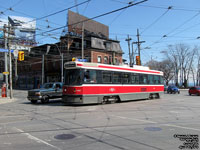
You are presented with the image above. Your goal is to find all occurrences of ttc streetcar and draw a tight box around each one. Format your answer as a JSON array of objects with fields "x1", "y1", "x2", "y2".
[{"x1": 62, "y1": 61, "x2": 164, "y2": 104}]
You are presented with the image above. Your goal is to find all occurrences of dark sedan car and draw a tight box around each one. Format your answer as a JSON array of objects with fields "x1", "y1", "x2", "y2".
[
  {"x1": 188, "y1": 86, "x2": 200, "y2": 96},
  {"x1": 167, "y1": 85, "x2": 180, "y2": 94}
]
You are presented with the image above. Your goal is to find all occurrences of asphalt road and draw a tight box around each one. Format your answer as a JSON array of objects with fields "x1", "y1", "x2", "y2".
[{"x1": 0, "y1": 90, "x2": 199, "y2": 150}]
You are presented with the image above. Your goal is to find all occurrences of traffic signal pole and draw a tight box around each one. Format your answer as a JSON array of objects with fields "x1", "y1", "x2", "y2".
[
  {"x1": 8, "y1": 23, "x2": 13, "y2": 99},
  {"x1": 133, "y1": 29, "x2": 145, "y2": 65},
  {"x1": 3, "y1": 24, "x2": 8, "y2": 97}
]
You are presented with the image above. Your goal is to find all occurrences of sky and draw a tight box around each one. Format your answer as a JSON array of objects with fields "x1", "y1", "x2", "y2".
[{"x1": 1, "y1": 0, "x2": 200, "y2": 64}]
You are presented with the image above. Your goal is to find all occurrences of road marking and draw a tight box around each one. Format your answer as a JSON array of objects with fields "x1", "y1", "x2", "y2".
[
  {"x1": 169, "y1": 111, "x2": 179, "y2": 114},
  {"x1": 163, "y1": 124, "x2": 200, "y2": 132},
  {"x1": 14, "y1": 127, "x2": 61, "y2": 150},
  {"x1": 111, "y1": 115, "x2": 200, "y2": 131},
  {"x1": 87, "y1": 106, "x2": 97, "y2": 111},
  {"x1": 111, "y1": 115, "x2": 157, "y2": 124}
]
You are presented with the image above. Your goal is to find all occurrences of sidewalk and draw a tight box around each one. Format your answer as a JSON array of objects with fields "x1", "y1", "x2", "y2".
[{"x1": 0, "y1": 97, "x2": 16, "y2": 104}]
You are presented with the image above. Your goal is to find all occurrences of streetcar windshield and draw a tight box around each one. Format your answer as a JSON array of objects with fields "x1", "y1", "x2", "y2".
[{"x1": 64, "y1": 69, "x2": 82, "y2": 85}]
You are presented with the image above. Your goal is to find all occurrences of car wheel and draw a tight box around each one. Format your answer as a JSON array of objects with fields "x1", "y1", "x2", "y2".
[
  {"x1": 41, "y1": 95, "x2": 49, "y2": 104},
  {"x1": 189, "y1": 93, "x2": 191, "y2": 96},
  {"x1": 178, "y1": 91, "x2": 180, "y2": 94},
  {"x1": 31, "y1": 100, "x2": 37, "y2": 104}
]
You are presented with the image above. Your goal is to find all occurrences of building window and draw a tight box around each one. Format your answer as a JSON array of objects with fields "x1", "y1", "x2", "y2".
[
  {"x1": 115, "y1": 58, "x2": 119, "y2": 65},
  {"x1": 109, "y1": 56, "x2": 112, "y2": 64},
  {"x1": 104, "y1": 56, "x2": 108, "y2": 64},
  {"x1": 97, "y1": 56, "x2": 102, "y2": 63}
]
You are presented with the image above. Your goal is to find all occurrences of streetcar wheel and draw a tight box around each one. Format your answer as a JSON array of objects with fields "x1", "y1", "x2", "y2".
[
  {"x1": 149, "y1": 94, "x2": 153, "y2": 99},
  {"x1": 41, "y1": 96, "x2": 49, "y2": 104},
  {"x1": 101, "y1": 97, "x2": 107, "y2": 104}
]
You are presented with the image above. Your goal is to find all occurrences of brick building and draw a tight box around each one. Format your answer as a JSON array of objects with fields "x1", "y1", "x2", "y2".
[{"x1": 16, "y1": 11, "x2": 124, "y2": 89}]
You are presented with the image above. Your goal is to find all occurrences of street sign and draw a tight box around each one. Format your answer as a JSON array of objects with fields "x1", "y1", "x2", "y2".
[
  {"x1": 0, "y1": 48, "x2": 14, "y2": 53},
  {"x1": 3, "y1": 72, "x2": 9, "y2": 75}
]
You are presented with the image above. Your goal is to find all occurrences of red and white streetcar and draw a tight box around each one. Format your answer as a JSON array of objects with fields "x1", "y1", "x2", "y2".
[{"x1": 62, "y1": 61, "x2": 164, "y2": 104}]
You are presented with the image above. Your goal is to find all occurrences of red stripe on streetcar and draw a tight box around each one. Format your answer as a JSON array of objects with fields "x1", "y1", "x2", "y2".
[
  {"x1": 98, "y1": 65, "x2": 161, "y2": 74},
  {"x1": 77, "y1": 63, "x2": 83, "y2": 66},
  {"x1": 63, "y1": 85, "x2": 164, "y2": 95},
  {"x1": 77, "y1": 63, "x2": 161, "y2": 74}
]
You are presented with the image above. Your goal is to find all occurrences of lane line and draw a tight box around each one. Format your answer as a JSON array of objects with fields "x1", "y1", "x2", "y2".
[
  {"x1": 14, "y1": 127, "x2": 61, "y2": 150},
  {"x1": 111, "y1": 115, "x2": 200, "y2": 131},
  {"x1": 111, "y1": 115, "x2": 157, "y2": 123},
  {"x1": 163, "y1": 124, "x2": 200, "y2": 132}
]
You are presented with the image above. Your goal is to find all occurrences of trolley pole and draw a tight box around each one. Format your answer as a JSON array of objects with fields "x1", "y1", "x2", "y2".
[{"x1": 3, "y1": 24, "x2": 9, "y2": 97}]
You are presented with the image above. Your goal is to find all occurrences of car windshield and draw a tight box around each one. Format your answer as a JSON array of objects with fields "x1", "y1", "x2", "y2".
[
  {"x1": 42, "y1": 83, "x2": 54, "y2": 89},
  {"x1": 170, "y1": 86, "x2": 177, "y2": 88}
]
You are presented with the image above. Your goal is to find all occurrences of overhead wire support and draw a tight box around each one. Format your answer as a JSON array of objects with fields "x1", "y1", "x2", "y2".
[{"x1": 40, "y1": 0, "x2": 148, "y2": 35}]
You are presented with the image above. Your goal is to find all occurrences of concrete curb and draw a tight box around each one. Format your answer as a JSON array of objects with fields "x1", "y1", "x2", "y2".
[{"x1": 0, "y1": 97, "x2": 16, "y2": 104}]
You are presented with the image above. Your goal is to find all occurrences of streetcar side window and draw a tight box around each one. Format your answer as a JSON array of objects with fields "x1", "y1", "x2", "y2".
[
  {"x1": 130, "y1": 73, "x2": 139, "y2": 84},
  {"x1": 102, "y1": 71, "x2": 112, "y2": 83},
  {"x1": 148, "y1": 75, "x2": 154, "y2": 84},
  {"x1": 122, "y1": 73, "x2": 130, "y2": 84},
  {"x1": 84, "y1": 69, "x2": 97, "y2": 83},
  {"x1": 160, "y1": 76, "x2": 164, "y2": 84},
  {"x1": 113, "y1": 72, "x2": 121, "y2": 84},
  {"x1": 139, "y1": 74, "x2": 148, "y2": 84},
  {"x1": 154, "y1": 75, "x2": 160, "y2": 84}
]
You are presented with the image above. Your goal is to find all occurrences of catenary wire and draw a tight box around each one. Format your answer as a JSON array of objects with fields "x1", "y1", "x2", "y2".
[
  {"x1": 140, "y1": 6, "x2": 172, "y2": 35},
  {"x1": 39, "y1": 0, "x2": 148, "y2": 36}
]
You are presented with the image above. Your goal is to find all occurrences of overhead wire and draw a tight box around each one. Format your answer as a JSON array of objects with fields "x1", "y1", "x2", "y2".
[
  {"x1": 146, "y1": 11, "x2": 200, "y2": 48},
  {"x1": 27, "y1": 0, "x2": 91, "y2": 23},
  {"x1": 39, "y1": 0, "x2": 148, "y2": 36},
  {"x1": 140, "y1": 6, "x2": 172, "y2": 35},
  {"x1": 0, "y1": 0, "x2": 25, "y2": 15}
]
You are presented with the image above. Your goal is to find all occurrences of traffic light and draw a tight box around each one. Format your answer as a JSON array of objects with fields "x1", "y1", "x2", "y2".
[
  {"x1": 18, "y1": 51, "x2": 24, "y2": 61},
  {"x1": 72, "y1": 57, "x2": 76, "y2": 61},
  {"x1": 136, "y1": 56, "x2": 141, "y2": 65}
]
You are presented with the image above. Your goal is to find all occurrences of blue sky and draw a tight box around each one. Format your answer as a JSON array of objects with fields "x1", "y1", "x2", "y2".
[{"x1": 1, "y1": 0, "x2": 200, "y2": 64}]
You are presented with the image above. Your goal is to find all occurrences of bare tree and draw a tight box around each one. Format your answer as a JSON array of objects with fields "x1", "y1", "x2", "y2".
[
  {"x1": 145, "y1": 59, "x2": 174, "y2": 85},
  {"x1": 163, "y1": 44, "x2": 197, "y2": 88}
]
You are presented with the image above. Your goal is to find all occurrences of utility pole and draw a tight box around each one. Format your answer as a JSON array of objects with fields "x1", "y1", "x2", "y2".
[
  {"x1": 3, "y1": 24, "x2": 8, "y2": 97},
  {"x1": 81, "y1": 22, "x2": 84, "y2": 60},
  {"x1": 61, "y1": 53, "x2": 63, "y2": 83},
  {"x1": 42, "y1": 54, "x2": 44, "y2": 85},
  {"x1": 133, "y1": 29, "x2": 145, "y2": 65},
  {"x1": 125, "y1": 35, "x2": 132, "y2": 67},
  {"x1": 131, "y1": 42, "x2": 134, "y2": 65},
  {"x1": 8, "y1": 22, "x2": 13, "y2": 99}
]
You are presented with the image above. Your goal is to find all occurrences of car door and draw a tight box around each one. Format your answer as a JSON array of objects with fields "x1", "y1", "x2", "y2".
[
  {"x1": 190, "y1": 87, "x2": 195, "y2": 94},
  {"x1": 55, "y1": 83, "x2": 63, "y2": 97}
]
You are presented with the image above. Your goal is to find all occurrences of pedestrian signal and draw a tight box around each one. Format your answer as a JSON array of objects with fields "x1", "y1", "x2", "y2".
[{"x1": 18, "y1": 51, "x2": 24, "y2": 61}]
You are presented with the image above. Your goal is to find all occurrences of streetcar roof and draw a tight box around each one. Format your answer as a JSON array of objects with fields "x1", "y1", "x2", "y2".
[{"x1": 64, "y1": 61, "x2": 163, "y2": 75}]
